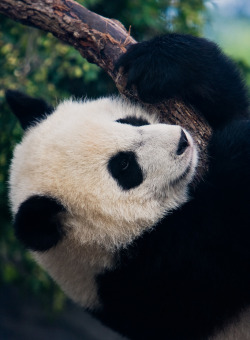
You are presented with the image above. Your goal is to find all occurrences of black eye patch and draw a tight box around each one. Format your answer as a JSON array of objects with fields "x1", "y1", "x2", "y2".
[
  {"x1": 108, "y1": 151, "x2": 143, "y2": 190},
  {"x1": 116, "y1": 116, "x2": 150, "y2": 127}
]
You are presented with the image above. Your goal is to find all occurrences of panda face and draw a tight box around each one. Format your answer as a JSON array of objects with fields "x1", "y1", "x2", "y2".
[
  {"x1": 9, "y1": 96, "x2": 197, "y2": 308},
  {"x1": 10, "y1": 97, "x2": 197, "y2": 249}
]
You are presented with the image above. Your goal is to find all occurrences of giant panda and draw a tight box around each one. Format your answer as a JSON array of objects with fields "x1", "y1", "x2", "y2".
[{"x1": 6, "y1": 34, "x2": 250, "y2": 340}]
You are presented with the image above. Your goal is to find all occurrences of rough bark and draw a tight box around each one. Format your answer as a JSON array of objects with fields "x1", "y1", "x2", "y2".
[{"x1": 0, "y1": 0, "x2": 212, "y2": 182}]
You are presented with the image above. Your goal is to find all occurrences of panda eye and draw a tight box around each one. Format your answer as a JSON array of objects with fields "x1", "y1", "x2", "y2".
[
  {"x1": 116, "y1": 116, "x2": 150, "y2": 127},
  {"x1": 120, "y1": 158, "x2": 129, "y2": 171},
  {"x1": 108, "y1": 151, "x2": 143, "y2": 190}
]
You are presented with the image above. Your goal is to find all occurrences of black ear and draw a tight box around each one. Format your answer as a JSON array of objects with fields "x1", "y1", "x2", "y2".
[
  {"x1": 6, "y1": 90, "x2": 53, "y2": 130},
  {"x1": 14, "y1": 196, "x2": 66, "y2": 251}
]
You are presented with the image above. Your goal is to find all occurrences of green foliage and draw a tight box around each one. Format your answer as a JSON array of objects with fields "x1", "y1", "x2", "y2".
[
  {"x1": 204, "y1": 13, "x2": 250, "y2": 89},
  {"x1": 87, "y1": 0, "x2": 206, "y2": 39},
  {"x1": 237, "y1": 60, "x2": 250, "y2": 93},
  {"x1": 0, "y1": 0, "x2": 209, "y2": 311}
]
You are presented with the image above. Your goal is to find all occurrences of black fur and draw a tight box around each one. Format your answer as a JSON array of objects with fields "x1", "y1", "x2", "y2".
[
  {"x1": 108, "y1": 151, "x2": 143, "y2": 190},
  {"x1": 116, "y1": 116, "x2": 150, "y2": 126},
  {"x1": 9, "y1": 34, "x2": 250, "y2": 340},
  {"x1": 96, "y1": 121, "x2": 250, "y2": 340},
  {"x1": 14, "y1": 195, "x2": 66, "y2": 251},
  {"x1": 116, "y1": 33, "x2": 249, "y2": 128},
  {"x1": 92, "y1": 35, "x2": 250, "y2": 340},
  {"x1": 6, "y1": 90, "x2": 53, "y2": 130}
]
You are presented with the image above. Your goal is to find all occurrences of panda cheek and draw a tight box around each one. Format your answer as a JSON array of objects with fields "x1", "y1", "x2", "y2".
[{"x1": 14, "y1": 195, "x2": 66, "y2": 252}]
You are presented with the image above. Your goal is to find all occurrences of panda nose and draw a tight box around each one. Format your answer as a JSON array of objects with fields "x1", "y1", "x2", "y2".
[{"x1": 176, "y1": 129, "x2": 189, "y2": 155}]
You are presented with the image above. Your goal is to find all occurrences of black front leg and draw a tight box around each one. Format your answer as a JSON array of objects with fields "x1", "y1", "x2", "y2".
[{"x1": 116, "y1": 34, "x2": 249, "y2": 128}]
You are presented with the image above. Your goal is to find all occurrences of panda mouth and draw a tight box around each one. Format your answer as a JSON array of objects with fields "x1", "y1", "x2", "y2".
[{"x1": 170, "y1": 163, "x2": 192, "y2": 187}]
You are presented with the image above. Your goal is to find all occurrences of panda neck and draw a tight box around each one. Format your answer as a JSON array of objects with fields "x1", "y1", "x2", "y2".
[{"x1": 33, "y1": 238, "x2": 114, "y2": 310}]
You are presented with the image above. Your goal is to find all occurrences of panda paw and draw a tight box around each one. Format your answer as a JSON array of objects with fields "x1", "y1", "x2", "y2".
[
  {"x1": 116, "y1": 34, "x2": 249, "y2": 128},
  {"x1": 116, "y1": 35, "x2": 192, "y2": 104}
]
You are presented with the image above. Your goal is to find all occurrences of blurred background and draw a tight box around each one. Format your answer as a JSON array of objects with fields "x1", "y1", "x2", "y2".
[{"x1": 0, "y1": 0, "x2": 250, "y2": 339}]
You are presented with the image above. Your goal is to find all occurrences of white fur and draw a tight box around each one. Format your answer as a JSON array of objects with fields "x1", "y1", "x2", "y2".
[
  {"x1": 210, "y1": 307, "x2": 250, "y2": 340},
  {"x1": 9, "y1": 96, "x2": 197, "y2": 308}
]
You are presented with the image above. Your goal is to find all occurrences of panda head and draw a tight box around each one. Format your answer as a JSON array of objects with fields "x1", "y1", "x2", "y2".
[{"x1": 7, "y1": 90, "x2": 197, "y2": 307}]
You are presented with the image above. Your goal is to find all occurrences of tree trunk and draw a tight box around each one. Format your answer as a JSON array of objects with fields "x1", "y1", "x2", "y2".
[{"x1": 0, "y1": 0, "x2": 212, "y2": 182}]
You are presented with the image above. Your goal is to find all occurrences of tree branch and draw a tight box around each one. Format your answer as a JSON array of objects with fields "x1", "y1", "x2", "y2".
[{"x1": 0, "y1": 0, "x2": 212, "y2": 182}]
